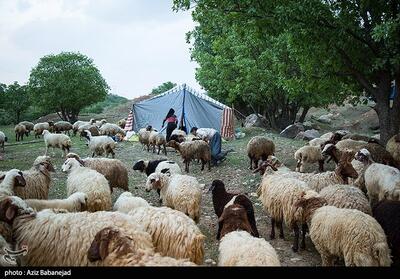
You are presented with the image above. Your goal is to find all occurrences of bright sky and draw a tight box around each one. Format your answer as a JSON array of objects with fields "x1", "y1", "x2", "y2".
[{"x1": 0, "y1": 0, "x2": 201, "y2": 99}]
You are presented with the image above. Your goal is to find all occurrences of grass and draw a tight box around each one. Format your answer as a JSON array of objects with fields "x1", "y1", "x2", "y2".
[{"x1": 0, "y1": 124, "x2": 329, "y2": 266}]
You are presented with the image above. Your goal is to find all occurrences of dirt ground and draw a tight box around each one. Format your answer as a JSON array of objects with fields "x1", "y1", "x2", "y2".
[{"x1": 0, "y1": 126, "x2": 339, "y2": 266}]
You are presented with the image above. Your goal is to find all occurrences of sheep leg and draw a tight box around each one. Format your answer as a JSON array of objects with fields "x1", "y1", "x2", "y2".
[
  {"x1": 152, "y1": 144, "x2": 156, "y2": 153},
  {"x1": 216, "y1": 222, "x2": 222, "y2": 240},
  {"x1": 301, "y1": 223, "x2": 308, "y2": 249},
  {"x1": 295, "y1": 160, "x2": 302, "y2": 172},
  {"x1": 163, "y1": 145, "x2": 167, "y2": 156},
  {"x1": 201, "y1": 159, "x2": 205, "y2": 171},
  {"x1": 44, "y1": 146, "x2": 48, "y2": 156},
  {"x1": 292, "y1": 223, "x2": 300, "y2": 252},
  {"x1": 248, "y1": 157, "x2": 253, "y2": 170},
  {"x1": 278, "y1": 221, "x2": 284, "y2": 239},
  {"x1": 270, "y1": 218, "x2": 276, "y2": 239},
  {"x1": 208, "y1": 159, "x2": 211, "y2": 171},
  {"x1": 318, "y1": 160, "x2": 324, "y2": 172},
  {"x1": 320, "y1": 252, "x2": 335, "y2": 266}
]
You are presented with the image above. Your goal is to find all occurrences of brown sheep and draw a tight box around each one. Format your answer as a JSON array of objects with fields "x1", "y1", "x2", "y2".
[
  {"x1": 246, "y1": 136, "x2": 275, "y2": 169},
  {"x1": 14, "y1": 124, "x2": 26, "y2": 142}
]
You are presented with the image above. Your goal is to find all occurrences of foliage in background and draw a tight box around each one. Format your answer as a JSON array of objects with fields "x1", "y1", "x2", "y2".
[
  {"x1": 28, "y1": 52, "x2": 109, "y2": 123},
  {"x1": 174, "y1": 0, "x2": 400, "y2": 143},
  {"x1": 81, "y1": 93, "x2": 128, "y2": 114},
  {"x1": 151, "y1": 81, "x2": 177, "y2": 95}
]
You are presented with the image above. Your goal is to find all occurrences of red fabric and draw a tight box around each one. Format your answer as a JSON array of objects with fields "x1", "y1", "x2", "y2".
[
  {"x1": 221, "y1": 108, "x2": 234, "y2": 139},
  {"x1": 124, "y1": 110, "x2": 133, "y2": 131},
  {"x1": 166, "y1": 116, "x2": 177, "y2": 123}
]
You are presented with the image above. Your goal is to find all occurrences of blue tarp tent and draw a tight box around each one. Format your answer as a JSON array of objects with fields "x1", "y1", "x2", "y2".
[{"x1": 131, "y1": 84, "x2": 234, "y2": 138}]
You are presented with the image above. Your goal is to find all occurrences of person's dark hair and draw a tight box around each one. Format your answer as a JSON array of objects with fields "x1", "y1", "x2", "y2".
[
  {"x1": 190, "y1": 127, "x2": 198, "y2": 134},
  {"x1": 165, "y1": 108, "x2": 175, "y2": 119}
]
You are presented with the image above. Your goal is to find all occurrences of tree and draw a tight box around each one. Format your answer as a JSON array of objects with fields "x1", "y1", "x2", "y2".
[
  {"x1": 151, "y1": 82, "x2": 177, "y2": 95},
  {"x1": 28, "y1": 52, "x2": 109, "y2": 123},
  {"x1": 3, "y1": 82, "x2": 30, "y2": 124},
  {"x1": 174, "y1": 0, "x2": 400, "y2": 143}
]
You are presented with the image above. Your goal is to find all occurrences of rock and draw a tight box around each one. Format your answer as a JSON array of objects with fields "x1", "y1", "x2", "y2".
[
  {"x1": 371, "y1": 134, "x2": 380, "y2": 140},
  {"x1": 295, "y1": 129, "x2": 320, "y2": 141},
  {"x1": 335, "y1": 129, "x2": 351, "y2": 136},
  {"x1": 302, "y1": 121, "x2": 313, "y2": 130},
  {"x1": 280, "y1": 123, "x2": 305, "y2": 139},
  {"x1": 205, "y1": 259, "x2": 216, "y2": 265},
  {"x1": 244, "y1": 114, "x2": 268, "y2": 128},
  {"x1": 290, "y1": 258, "x2": 301, "y2": 262},
  {"x1": 317, "y1": 114, "x2": 332, "y2": 124}
]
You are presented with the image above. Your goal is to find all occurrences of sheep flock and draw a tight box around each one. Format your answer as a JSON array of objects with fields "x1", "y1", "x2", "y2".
[{"x1": 1, "y1": 118, "x2": 400, "y2": 267}]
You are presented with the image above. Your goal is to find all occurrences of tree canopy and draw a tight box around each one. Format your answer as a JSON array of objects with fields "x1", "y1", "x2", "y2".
[
  {"x1": 1, "y1": 82, "x2": 30, "y2": 124},
  {"x1": 174, "y1": 0, "x2": 400, "y2": 142},
  {"x1": 28, "y1": 52, "x2": 109, "y2": 122},
  {"x1": 151, "y1": 81, "x2": 177, "y2": 95}
]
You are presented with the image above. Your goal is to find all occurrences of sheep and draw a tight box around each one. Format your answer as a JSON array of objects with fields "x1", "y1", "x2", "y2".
[
  {"x1": 246, "y1": 136, "x2": 275, "y2": 170},
  {"x1": 0, "y1": 131, "x2": 6, "y2": 151},
  {"x1": 335, "y1": 139, "x2": 367, "y2": 153},
  {"x1": 125, "y1": 205, "x2": 205, "y2": 264},
  {"x1": 132, "y1": 159, "x2": 182, "y2": 177},
  {"x1": 364, "y1": 163, "x2": 400, "y2": 207},
  {"x1": 100, "y1": 123, "x2": 125, "y2": 137},
  {"x1": 14, "y1": 156, "x2": 55, "y2": 200},
  {"x1": 87, "y1": 227, "x2": 196, "y2": 266},
  {"x1": 258, "y1": 174, "x2": 318, "y2": 251},
  {"x1": 145, "y1": 172, "x2": 202, "y2": 223},
  {"x1": 372, "y1": 200, "x2": 400, "y2": 267},
  {"x1": 78, "y1": 124, "x2": 100, "y2": 139},
  {"x1": 53, "y1": 120, "x2": 73, "y2": 135},
  {"x1": 62, "y1": 158, "x2": 112, "y2": 212},
  {"x1": 113, "y1": 192, "x2": 149, "y2": 213},
  {"x1": 364, "y1": 141, "x2": 397, "y2": 167},
  {"x1": 308, "y1": 137, "x2": 328, "y2": 147},
  {"x1": 0, "y1": 169, "x2": 26, "y2": 197},
  {"x1": 14, "y1": 124, "x2": 26, "y2": 142},
  {"x1": 294, "y1": 145, "x2": 325, "y2": 172},
  {"x1": 351, "y1": 148, "x2": 375, "y2": 192},
  {"x1": 386, "y1": 133, "x2": 400, "y2": 168},
  {"x1": 253, "y1": 155, "x2": 291, "y2": 176},
  {"x1": 319, "y1": 184, "x2": 371, "y2": 215},
  {"x1": 42, "y1": 129, "x2": 71, "y2": 158},
  {"x1": 277, "y1": 153, "x2": 359, "y2": 192},
  {"x1": 19, "y1": 121, "x2": 34, "y2": 136},
  {"x1": 295, "y1": 195, "x2": 391, "y2": 266},
  {"x1": 117, "y1": 118, "x2": 126, "y2": 129},
  {"x1": 66, "y1": 152, "x2": 128, "y2": 192},
  {"x1": 84, "y1": 130, "x2": 116, "y2": 158},
  {"x1": 93, "y1": 119, "x2": 107, "y2": 128},
  {"x1": 0, "y1": 197, "x2": 153, "y2": 266},
  {"x1": 209, "y1": 179, "x2": 259, "y2": 240},
  {"x1": 218, "y1": 230, "x2": 280, "y2": 267},
  {"x1": 138, "y1": 126, "x2": 154, "y2": 151},
  {"x1": 24, "y1": 192, "x2": 88, "y2": 212},
  {"x1": 33, "y1": 122, "x2": 53, "y2": 138},
  {"x1": 217, "y1": 204, "x2": 255, "y2": 240},
  {"x1": 72, "y1": 120, "x2": 90, "y2": 136},
  {"x1": 167, "y1": 140, "x2": 211, "y2": 173},
  {"x1": 149, "y1": 131, "x2": 167, "y2": 155}
]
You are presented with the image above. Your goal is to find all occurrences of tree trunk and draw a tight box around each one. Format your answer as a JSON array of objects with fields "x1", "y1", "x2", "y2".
[
  {"x1": 298, "y1": 106, "x2": 310, "y2": 123},
  {"x1": 374, "y1": 74, "x2": 400, "y2": 145}
]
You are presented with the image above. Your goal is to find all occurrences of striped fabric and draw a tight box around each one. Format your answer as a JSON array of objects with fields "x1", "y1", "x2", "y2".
[
  {"x1": 220, "y1": 107, "x2": 235, "y2": 139},
  {"x1": 124, "y1": 110, "x2": 133, "y2": 131}
]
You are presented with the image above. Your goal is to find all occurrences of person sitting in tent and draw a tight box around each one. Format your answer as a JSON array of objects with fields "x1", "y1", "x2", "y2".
[
  {"x1": 190, "y1": 127, "x2": 233, "y2": 166},
  {"x1": 162, "y1": 108, "x2": 178, "y2": 142}
]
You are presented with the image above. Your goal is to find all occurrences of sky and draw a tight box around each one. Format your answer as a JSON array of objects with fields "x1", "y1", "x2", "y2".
[{"x1": 0, "y1": 0, "x2": 201, "y2": 99}]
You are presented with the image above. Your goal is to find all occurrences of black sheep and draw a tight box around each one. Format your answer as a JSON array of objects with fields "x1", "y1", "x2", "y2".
[
  {"x1": 132, "y1": 159, "x2": 167, "y2": 198},
  {"x1": 210, "y1": 179, "x2": 259, "y2": 240},
  {"x1": 373, "y1": 200, "x2": 400, "y2": 267}
]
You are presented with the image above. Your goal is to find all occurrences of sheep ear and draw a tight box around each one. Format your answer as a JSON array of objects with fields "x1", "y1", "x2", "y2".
[
  {"x1": 0, "y1": 199, "x2": 17, "y2": 223},
  {"x1": 0, "y1": 174, "x2": 5, "y2": 182},
  {"x1": 87, "y1": 229, "x2": 112, "y2": 262}
]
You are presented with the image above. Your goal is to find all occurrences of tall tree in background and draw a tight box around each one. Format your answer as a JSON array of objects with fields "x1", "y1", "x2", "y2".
[
  {"x1": 3, "y1": 82, "x2": 30, "y2": 124},
  {"x1": 151, "y1": 81, "x2": 177, "y2": 95},
  {"x1": 174, "y1": 0, "x2": 400, "y2": 143},
  {"x1": 28, "y1": 52, "x2": 109, "y2": 123}
]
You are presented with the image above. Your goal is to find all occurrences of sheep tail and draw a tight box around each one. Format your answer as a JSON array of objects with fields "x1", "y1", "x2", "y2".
[
  {"x1": 192, "y1": 234, "x2": 205, "y2": 265},
  {"x1": 373, "y1": 242, "x2": 392, "y2": 266}
]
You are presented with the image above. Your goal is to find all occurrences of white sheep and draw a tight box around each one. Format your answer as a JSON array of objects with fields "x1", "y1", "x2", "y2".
[
  {"x1": 0, "y1": 169, "x2": 25, "y2": 197},
  {"x1": 84, "y1": 130, "x2": 116, "y2": 158},
  {"x1": 99, "y1": 123, "x2": 125, "y2": 137},
  {"x1": 294, "y1": 145, "x2": 325, "y2": 172},
  {"x1": 1, "y1": 197, "x2": 153, "y2": 266},
  {"x1": 138, "y1": 127, "x2": 153, "y2": 151},
  {"x1": 319, "y1": 184, "x2": 371, "y2": 215},
  {"x1": 335, "y1": 139, "x2": 367, "y2": 153},
  {"x1": 66, "y1": 152, "x2": 129, "y2": 192},
  {"x1": 218, "y1": 231, "x2": 280, "y2": 266},
  {"x1": 296, "y1": 194, "x2": 392, "y2": 266},
  {"x1": 149, "y1": 131, "x2": 167, "y2": 155},
  {"x1": 25, "y1": 192, "x2": 88, "y2": 212},
  {"x1": 62, "y1": 158, "x2": 112, "y2": 212},
  {"x1": 364, "y1": 162, "x2": 400, "y2": 207},
  {"x1": 126, "y1": 205, "x2": 205, "y2": 265},
  {"x1": 42, "y1": 130, "x2": 71, "y2": 158},
  {"x1": 258, "y1": 174, "x2": 318, "y2": 251},
  {"x1": 113, "y1": 192, "x2": 149, "y2": 213},
  {"x1": 14, "y1": 156, "x2": 55, "y2": 200},
  {"x1": 0, "y1": 131, "x2": 6, "y2": 151},
  {"x1": 145, "y1": 172, "x2": 202, "y2": 223},
  {"x1": 87, "y1": 227, "x2": 196, "y2": 266},
  {"x1": 33, "y1": 122, "x2": 52, "y2": 138}
]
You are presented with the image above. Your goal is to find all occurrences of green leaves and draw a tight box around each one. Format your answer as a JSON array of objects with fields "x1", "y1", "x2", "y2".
[
  {"x1": 151, "y1": 81, "x2": 177, "y2": 95},
  {"x1": 28, "y1": 52, "x2": 109, "y2": 122}
]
